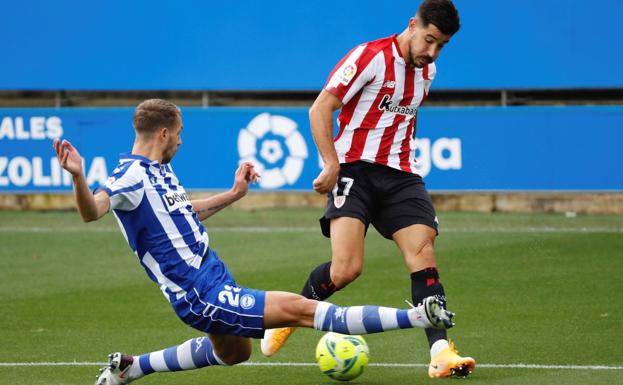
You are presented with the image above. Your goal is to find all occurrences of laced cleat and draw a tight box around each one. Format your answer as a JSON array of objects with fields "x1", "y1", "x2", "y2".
[
  {"x1": 406, "y1": 296, "x2": 455, "y2": 329},
  {"x1": 260, "y1": 327, "x2": 296, "y2": 357},
  {"x1": 428, "y1": 340, "x2": 476, "y2": 378},
  {"x1": 94, "y1": 352, "x2": 134, "y2": 385}
]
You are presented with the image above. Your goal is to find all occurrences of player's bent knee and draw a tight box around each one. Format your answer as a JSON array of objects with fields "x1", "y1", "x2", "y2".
[
  {"x1": 404, "y1": 240, "x2": 437, "y2": 270},
  {"x1": 288, "y1": 296, "x2": 317, "y2": 323},
  {"x1": 418, "y1": 241, "x2": 435, "y2": 259},
  {"x1": 214, "y1": 346, "x2": 252, "y2": 366},
  {"x1": 265, "y1": 292, "x2": 316, "y2": 327},
  {"x1": 219, "y1": 354, "x2": 250, "y2": 366},
  {"x1": 285, "y1": 296, "x2": 318, "y2": 327},
  {"x1": 331, "y1": 268, "x2": 362, "y2": 289},
  {"x1": 210, "y1": 335, "x2": 253, "y2": 366}
]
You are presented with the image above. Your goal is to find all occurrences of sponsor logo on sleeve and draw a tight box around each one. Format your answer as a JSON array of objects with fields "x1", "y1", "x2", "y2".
[{"x1": 337, "y1": 63, "x2": 357, "y2": 86}]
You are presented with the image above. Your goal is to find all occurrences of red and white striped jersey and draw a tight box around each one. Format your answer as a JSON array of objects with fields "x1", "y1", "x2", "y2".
[{"x1": 324, "y1": 34, "x2": 436, "y2": 175}]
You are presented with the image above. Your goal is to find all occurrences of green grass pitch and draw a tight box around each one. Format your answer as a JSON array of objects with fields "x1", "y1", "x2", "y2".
[{"x1": 0, "y1": 208, "x2": 621, "y2": 385}]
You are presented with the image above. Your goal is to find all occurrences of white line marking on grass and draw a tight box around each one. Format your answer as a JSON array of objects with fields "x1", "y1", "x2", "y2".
[
  {"x1": 241, "y1": 362, "x2": 623, "y2": 370},
  {"x1": 0, "y1": 226, "x2": 622, "y2": 234},
  {"x1": 0, "y1": 362, "x2": 107, "y2": 366},
  {"x1": 0, "y1": 227, "x2": 117, "y2": 233},
  {"x1": 1, "y1": 362, "x2": 622, "y2": 370},
  {"x1": 447, "y1": 227, "x2": 623, "y2": 234}
]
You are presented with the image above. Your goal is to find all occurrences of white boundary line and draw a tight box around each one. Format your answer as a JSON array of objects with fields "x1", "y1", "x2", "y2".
[
  {"x1": 0, "y1": 361, "x2": 621, "y2": 370},
  {"x1": 0, "y1": 226, "x2": 622, "y2": 234}
]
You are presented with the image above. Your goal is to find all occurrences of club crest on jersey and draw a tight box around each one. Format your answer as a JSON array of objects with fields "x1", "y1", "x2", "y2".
[
  {"x1": 334, "y1": 195, "x2": 346, "y2": 208},
  {"x1": 378, "y1": 94, "x2": 417, "y2": 116},
  {"x1": 240, "y1": 294, "x2": 256, "y2": 309},
  {"x1": 338, "y1": 63, "x2": 357, "y2": 86}
]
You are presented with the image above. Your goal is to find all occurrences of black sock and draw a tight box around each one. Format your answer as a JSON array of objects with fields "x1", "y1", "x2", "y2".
[
  {"x1": 411, "y1": 267, "x2": 448, "y2": 348},
  {"x1": 300, "y1": 261, "x2": 337, "y2": 300}
]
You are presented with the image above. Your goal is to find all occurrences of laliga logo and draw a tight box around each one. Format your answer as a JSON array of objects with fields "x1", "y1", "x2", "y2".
[
  {"x1": 238, "y1": 113, "x2": 308, "y2": 189},
  {"x1": 414, "y1": 137, "x2": 462, "y2": 177}
]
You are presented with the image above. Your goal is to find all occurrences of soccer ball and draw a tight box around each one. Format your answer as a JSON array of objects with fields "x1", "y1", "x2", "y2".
[{"x1": 315, "y1": 332, "x2": 369, "y2": 381}]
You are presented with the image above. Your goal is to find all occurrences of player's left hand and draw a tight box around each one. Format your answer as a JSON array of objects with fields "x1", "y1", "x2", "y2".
[{"x1": 231, "y1": 162, "x2": 260, "y2": 199}]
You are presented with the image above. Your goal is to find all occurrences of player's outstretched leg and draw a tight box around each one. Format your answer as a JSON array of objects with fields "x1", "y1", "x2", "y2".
[
  {"x1": 94, "y1": 336, "x2": 232, "y2": 385},
  {"x1": 262, "y1": 293, "x2": 454, "y2": 357},
  {"x1": 264, "y1": 291, "x2": 453, "y2": 333},
  {"x1": 313, "y1": 296, "x2": 454, "y2": 334}
]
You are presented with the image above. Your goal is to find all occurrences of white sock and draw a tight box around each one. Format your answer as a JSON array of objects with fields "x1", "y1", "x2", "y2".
[
  {"x1": 127, "y1": 357, "x2": 144, "y2": 380},
  {"x1": 430, "y1": 339, "x2": 449, "y2": 358},
  {"x1": 407, "y1": 304, "x2": 433, "y2": 328}
]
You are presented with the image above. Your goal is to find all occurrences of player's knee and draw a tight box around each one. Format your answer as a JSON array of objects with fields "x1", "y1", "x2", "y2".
[
  {"x1": 403, "y1": 238, "x2": 436, "y2": 270},
  {"x1": 216, "y1": 345, "x2": 252, "y2": 366},
  {"x1": 276, "y1": 294, "x2": 317, "y2": 326},
  {"x1": 419, "y1": 240, "x2": 435, "y2": 259},
  {"x1": 331, "y1": 267, "x2": 362, "y2": 289},
  {"x1": 296, "y1": 297, "x2": 320, "y2": 326},
  {"x1": 408, "y1": 239, "x2": 435, "y2": 260}
]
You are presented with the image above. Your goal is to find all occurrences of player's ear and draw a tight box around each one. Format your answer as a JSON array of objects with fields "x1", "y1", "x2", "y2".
[{"x1": 158, "y1": 127, "x2": 169, "y2": 141}]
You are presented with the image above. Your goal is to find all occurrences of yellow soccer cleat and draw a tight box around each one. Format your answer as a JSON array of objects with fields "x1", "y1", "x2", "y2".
[
  {"x1": 428, "y1": 340, "x2": 476, "y2": 378},
  {"x1": 260, "y1": 327, "x2": 296, "y2": 357}
]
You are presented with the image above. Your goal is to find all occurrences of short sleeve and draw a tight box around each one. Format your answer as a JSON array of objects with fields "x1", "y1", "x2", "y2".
[
  {"x1": 101, "y1": 161, "x2": 144, "y2": 211},
  {"x1": 324, "y1": 44, "x2": 377, "y2": 105}
]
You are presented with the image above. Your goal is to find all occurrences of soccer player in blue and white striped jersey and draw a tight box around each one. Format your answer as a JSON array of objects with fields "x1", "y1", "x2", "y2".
[{"x1": 53, "y1": 99, "x2": 455, "y2": 385}]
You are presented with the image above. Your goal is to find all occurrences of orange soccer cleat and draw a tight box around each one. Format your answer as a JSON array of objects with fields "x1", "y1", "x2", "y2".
[{"x1": 428, "y1": 340, "x2": 476, "y2": 378}]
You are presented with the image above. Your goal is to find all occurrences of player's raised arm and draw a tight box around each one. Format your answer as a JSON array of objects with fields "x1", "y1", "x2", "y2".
[
  {"x1": 53, "y1": 138, "x2": 110, "y2": 222},
  {"x1": 309, "y1": 90, "x2": 342, "y2": 194},
  {"x1": 191, "y1": 162, "x2": 259, "y2": 221}
]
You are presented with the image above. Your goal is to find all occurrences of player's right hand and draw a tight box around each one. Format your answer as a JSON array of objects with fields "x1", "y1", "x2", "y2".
[
  {"x1": 231, "y1": 161, "x2": 259, "y2": 199},
  {"x1": 53, "y1": 138, "x2": 83, "y2": 176},
  {"x1": 313, "y1": 164, "x2": 340, "y2": 194}
]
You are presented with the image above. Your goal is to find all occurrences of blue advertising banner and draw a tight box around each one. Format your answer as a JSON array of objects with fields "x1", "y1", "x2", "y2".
[
  {"x1": 0, "y1": 0, "x2": 621, "y2": 90},
  {"x1": 0, "y1": 106, "x2": 621, "y2": 192}
]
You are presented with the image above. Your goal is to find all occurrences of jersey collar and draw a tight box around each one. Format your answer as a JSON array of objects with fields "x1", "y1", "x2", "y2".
[
  {"x1": 119, "y1": 152, "x2": 159, "y2": 165},
  {"x1": 392, "y1": 34, "x2": 406, "y2": 65}
]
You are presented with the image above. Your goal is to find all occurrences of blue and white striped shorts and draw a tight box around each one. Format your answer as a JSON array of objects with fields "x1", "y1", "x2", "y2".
[{"x1": 172, "y1": 249, "x2": 266, "y2": 338}]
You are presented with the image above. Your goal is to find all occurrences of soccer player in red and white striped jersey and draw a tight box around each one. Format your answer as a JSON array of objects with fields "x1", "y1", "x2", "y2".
[
  {"x1": 324, "y1": 32, "x2": 436, "y2": 174},
  {"x1": 262, "y1": 0, "x2": 476, "y2": 379}
]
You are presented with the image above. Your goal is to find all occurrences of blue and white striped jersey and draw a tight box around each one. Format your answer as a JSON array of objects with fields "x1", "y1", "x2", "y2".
[{"x1": 101, "y1": 153, "x2": 210, "y2": 303}]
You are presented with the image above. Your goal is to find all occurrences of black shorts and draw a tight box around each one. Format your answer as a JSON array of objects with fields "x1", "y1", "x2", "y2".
[{"x1": 320, "y1": 161, "x2": 438, "y2": 239}]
